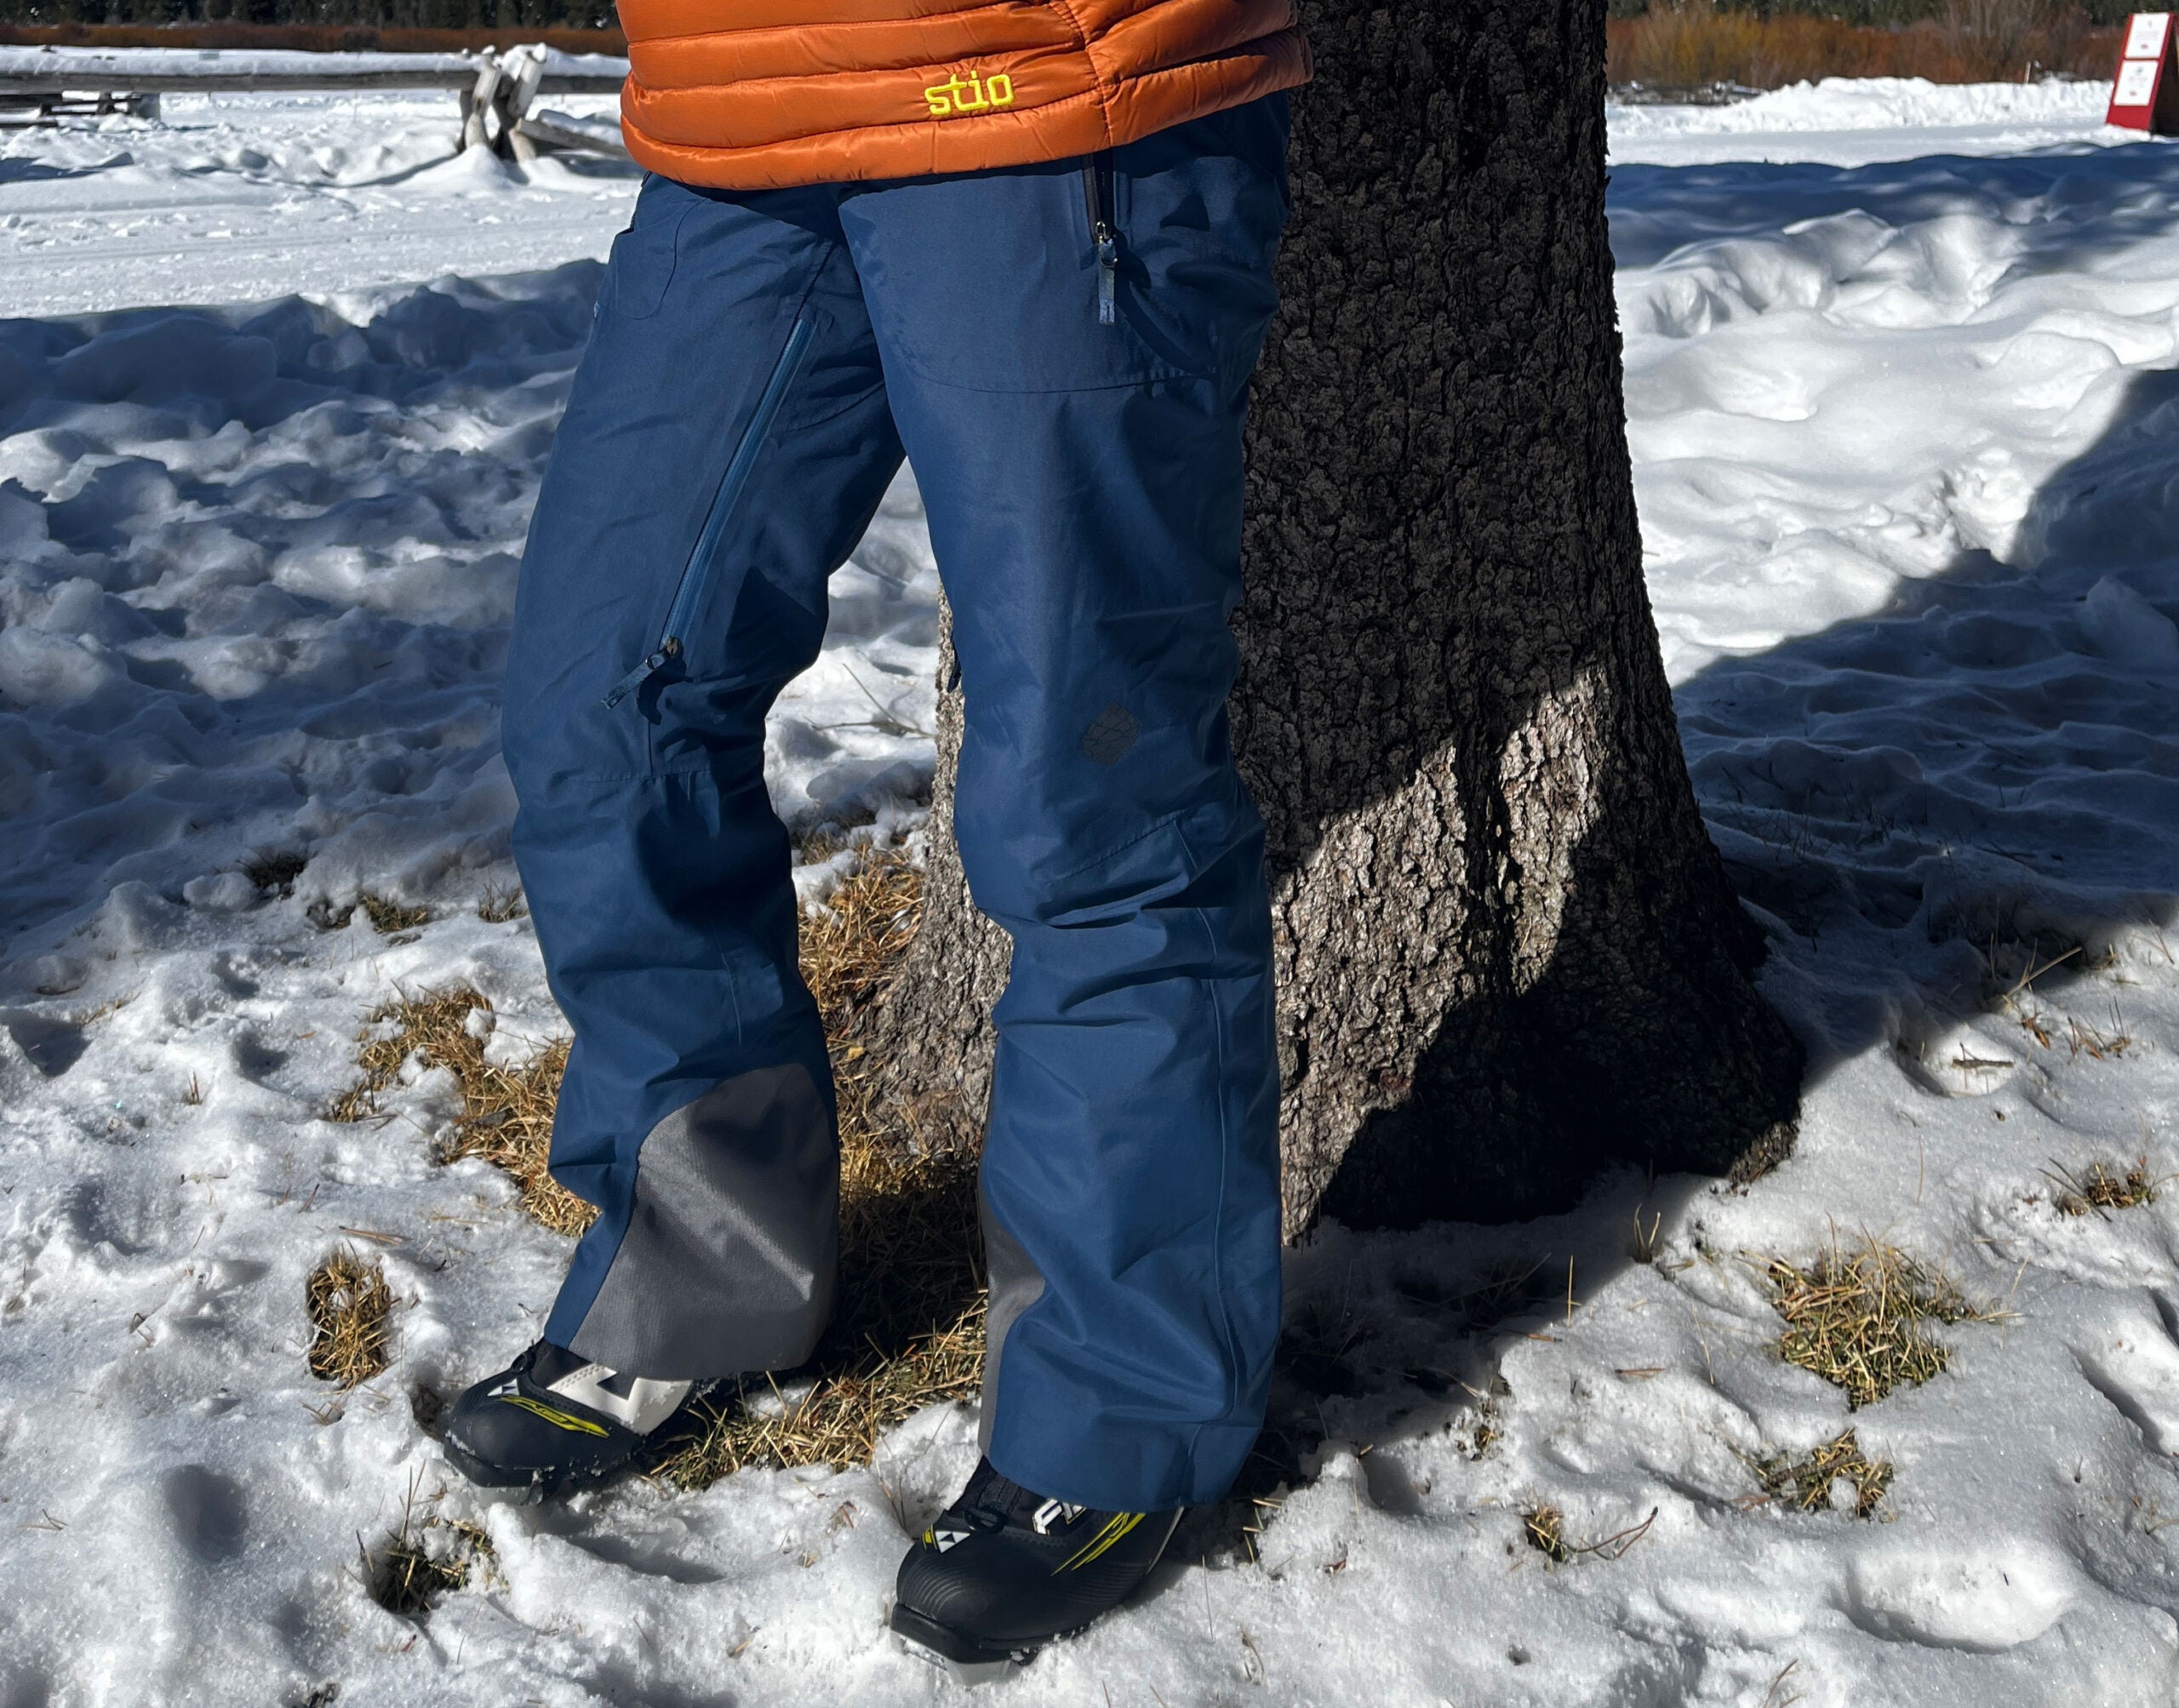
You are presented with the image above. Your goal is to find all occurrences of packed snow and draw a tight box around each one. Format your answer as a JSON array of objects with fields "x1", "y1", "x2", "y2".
[
  {"x1": 5, "y1": 70, "x2": 2179, "y2": 1706},
  {"x1": 1610, "y1": 73, "x2": 2120, "y2": 167},
  {"x1": 0, "y1": 85, "x2": 635, "y2": 318}
]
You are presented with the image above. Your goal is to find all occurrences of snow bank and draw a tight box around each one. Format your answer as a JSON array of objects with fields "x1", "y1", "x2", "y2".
[
  {"x1": 1612, "y1": 76, "x2": 2133, "y2": 167},
  {"x1": 1623, "y1": 75, "x2": 2112, "y2": 138}
]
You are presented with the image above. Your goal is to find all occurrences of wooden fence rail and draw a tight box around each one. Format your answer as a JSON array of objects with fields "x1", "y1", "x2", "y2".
[
  {"x1": 0, "y1": 44, "x2": 629, "y2": 157},
  {"x1": 0, "y1": 66, "x2": 621, "y2": 94}
]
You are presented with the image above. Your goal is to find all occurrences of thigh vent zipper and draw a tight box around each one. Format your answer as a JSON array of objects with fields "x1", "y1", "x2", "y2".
[
  {"x1": 1083, "y1": 151, "x2": 1118, "y2": 326},
  {"x1": 603, "y1": 312, "x2": 817, "y2": 709}
]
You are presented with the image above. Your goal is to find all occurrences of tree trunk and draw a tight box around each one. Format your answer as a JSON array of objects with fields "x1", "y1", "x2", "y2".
[{"x1": 867, "y1": 0, "x2": 1804, "y2": 1233}]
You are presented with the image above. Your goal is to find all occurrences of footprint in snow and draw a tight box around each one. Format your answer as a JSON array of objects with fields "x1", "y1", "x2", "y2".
[
  {"x1": 2070, "y1": 1304, "x2": 2179, "y2": 1458},
  {"x1": 1842, "y1": 1544, "x2": 2073, "y2": 1652},
  {"x1": 0, "y1": 1009, "x2": 89, "y2": 1079},
  {"x1": 1895, "y1": 1020, "x2": 2019, "y2": 1099}
]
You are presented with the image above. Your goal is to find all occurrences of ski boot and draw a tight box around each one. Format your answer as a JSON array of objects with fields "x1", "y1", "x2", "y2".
[
  {"x1": 442, "y1": 1340, "x2": 698, "y2": 1496},
  {"x1": 890, "y1": 1457, "x2": 1181, "y2": 1684}
]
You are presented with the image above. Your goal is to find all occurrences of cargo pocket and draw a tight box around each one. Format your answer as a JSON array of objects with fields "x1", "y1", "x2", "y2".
[
  {"x1": 1106, "y1": 97, "x2": 1291, "y2": 399},
  {"x1": 600, "y1": 176, "x2": 690, "y2": 322},
  {"x1": 854, "y1": 96, "x2": 1291, "y2": 397},
  {"x1": 857, "y1": 159, "x2": 1179, "y2": 393}
]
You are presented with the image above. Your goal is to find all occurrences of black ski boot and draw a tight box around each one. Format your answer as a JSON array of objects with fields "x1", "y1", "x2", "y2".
[
  {"x1": 442, "y1": 1340, "x2": 698, "y2": 1496},
  {"x1": 890, "y1": 1458, "x2": 1181, "y2": 1684}
]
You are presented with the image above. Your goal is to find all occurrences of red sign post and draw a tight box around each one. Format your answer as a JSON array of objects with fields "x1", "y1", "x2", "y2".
[{"x1": 2109, "y1": 13, "x2": 2179, "y2": 133}]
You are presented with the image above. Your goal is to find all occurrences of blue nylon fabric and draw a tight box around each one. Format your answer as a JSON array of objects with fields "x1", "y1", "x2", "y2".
[{"x1": 503, "y1": 94, "x2": 1290, "y2": 1510}]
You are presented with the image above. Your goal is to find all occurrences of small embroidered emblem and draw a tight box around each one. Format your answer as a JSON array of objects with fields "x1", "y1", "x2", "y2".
[{"x1": 924, "y1": 71, "x2": 1016, "y2": 118}]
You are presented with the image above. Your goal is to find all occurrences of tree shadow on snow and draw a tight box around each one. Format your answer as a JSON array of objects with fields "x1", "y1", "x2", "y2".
[
  {"x1": 0, "y1": 157, "x2": 121, "y2": 188},
  {"x1": 0, "y1": 267, "x2": 606, "y2": 964},
  {"x1": 1607, "y1": 138, "x2": 2179, "y2": 278},
  {"x1": 1683, "y1": 360, "x2": 2179, "y2": 1083},
  {"x1": 1178, "y1": 285, "x2": 2179, "y2": 1570}
]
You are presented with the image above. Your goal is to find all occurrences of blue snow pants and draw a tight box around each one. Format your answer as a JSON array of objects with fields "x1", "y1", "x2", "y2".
[{"x1": 502, "y1": 94, "x2": 1289, "y2": 1512}]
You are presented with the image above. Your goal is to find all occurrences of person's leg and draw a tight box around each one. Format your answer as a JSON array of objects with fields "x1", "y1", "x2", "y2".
[
  {"x1": 846, "y1": 95, "x2": 1292, "y2": 1517},
  {"x1": 502, "y1": 176, "x2": 901, "y2": 1385}
]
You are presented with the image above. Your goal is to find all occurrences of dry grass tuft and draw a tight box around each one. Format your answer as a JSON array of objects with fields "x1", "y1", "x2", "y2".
[
  {"x1": 443, "y1": 1032, "x2": 587, "y2": 1234},
  {"x1": 364, "y1": 1482, "x2": 495, "y2": 1617},
  {"x1": 1522, "y1": 1504, "x2": 1570, "y2": 1562},
  {"x1": 477, "y1": 887, "x2": 528, "y2": 923},
  {"x1": 359, "y1": 893, "x2": 431, "y2": 933},
  {"x1": 1518, "y1": 1497, "x2": 1660, "y2": 1566},
  {"x1": 654, "y1": 1273, "x2": 981, "y2": 1487},
  {"x1": 1764, "y1": 1238, "x2": 1981, "y2": 1408},
  {"x1": 306, "y1": 1246, "x2": 394, "y2": 1388},
  {"x1": 1747, "y1": 1427, "x2": 1894, "y2": 1518},
  {"x1": 327, "y1": 988, "x2": 591, "y2": 1235},
  {"x1": 1518, "y1": 1500, "x2": 1658, "y2": 1564},
  {"x1": 1970, "y1": 930, "x2": 2135, "y2": 1060},
  {"x1": 654, "y1": 846, "x2": 987, "y2": 1486},
  {"x1": 325, "y1": 989, "x2": 473, "y2": 1122},
  {"x1": 799, "y1": 845, "x2": 924, "y2": 1137},
  {"x1": 68, "y1": 994, "x2": 132, "y2": 1028},
  {"x1": 2047, "y1": 1157, "x2": 2158, "y2": 1218},
  {"x1": 310, "y1": 892, "x2": 432, "y2": 934}
]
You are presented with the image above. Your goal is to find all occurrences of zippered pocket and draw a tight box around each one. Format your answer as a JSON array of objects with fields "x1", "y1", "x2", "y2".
[
  {"x1": 603, "y1": 311, "x2": 817, "y2": 709},
  {"x1": 1081, "y1": 151, "x2": 1119, "y2": 326}
]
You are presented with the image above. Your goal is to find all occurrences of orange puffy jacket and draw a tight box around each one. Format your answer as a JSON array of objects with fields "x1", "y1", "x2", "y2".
[{"x1": 616, "y1": 0, "x2": 1310, "y2": 191}]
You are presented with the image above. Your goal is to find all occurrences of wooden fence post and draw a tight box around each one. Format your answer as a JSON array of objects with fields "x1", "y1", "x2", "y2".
[{"x1": 460, "y1": 52, "x2": 500, "y2": 154}]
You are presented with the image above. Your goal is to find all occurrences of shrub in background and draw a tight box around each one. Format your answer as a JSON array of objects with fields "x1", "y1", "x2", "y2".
[
  {"x1": 0, "y1": 0, "x2": 616, "y2": 29},
  {"x1": 1610, "y1": 0, "x2": 2118, "y2": 89}
]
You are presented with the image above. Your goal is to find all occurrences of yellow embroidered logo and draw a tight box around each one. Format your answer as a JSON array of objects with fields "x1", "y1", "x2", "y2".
[{"x1": 924, "y1": 71, "x2": 1015, "y2": 119}]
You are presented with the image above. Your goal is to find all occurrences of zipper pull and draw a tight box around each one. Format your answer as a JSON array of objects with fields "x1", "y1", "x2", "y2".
[
  {"x1": 1084, "y1": 154, "x2": 1119, "y2": 327},
  {"x1": 602, "y1": 637, "x2": 679, "y2": 708}
]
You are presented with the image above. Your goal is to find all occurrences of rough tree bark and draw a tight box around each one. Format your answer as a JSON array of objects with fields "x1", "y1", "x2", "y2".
[{"x1": 866, "y1": 0, "x2": 1804, "y2": 1234}]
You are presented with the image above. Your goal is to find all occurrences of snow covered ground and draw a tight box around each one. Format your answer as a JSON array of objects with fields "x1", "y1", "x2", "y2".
[
  {"x1": 6, "y1": 71, "x2": 2179, "y2": 1706},
  {"x1": 0, "y1": 83, "x2": 635, "y2": 317},
  {"x1": 1610, "y1": 74, "x2": 2119, "y2": 168}
]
